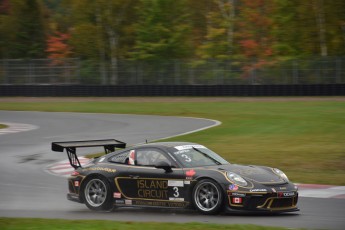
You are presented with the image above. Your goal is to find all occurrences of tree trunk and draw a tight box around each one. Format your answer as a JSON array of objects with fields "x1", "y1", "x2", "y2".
[
  {"x1": 313, "y1": 0, "x2": 328, "y2": 56},
  {"x1": 95, "y1": 5, "x2": 107, "y2": 85},
  {"x1": 107, "y1": 28, "x2": 118, "y2": 85},
  {"x1": 216, "y1": 0, "x2": 235, "y2": 56}
]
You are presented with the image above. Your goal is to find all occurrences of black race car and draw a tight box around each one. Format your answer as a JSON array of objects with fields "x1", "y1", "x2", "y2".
[{"x1": 52, "y1": 139, "x2": 299, "y2": 214}]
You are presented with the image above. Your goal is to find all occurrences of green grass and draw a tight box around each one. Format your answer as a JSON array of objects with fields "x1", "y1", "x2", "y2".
[
  {"x1": 0, "y1": 124, "x2": 8, "y2": 129},
  {"x1": 1, "y1": 98, "x2": 344, "y2": 185},
  {"x1": 0, "y1": 218, "x2": 299, "y2": 230}
]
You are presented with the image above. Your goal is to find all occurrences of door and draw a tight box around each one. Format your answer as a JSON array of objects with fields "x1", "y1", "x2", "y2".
[{"x1": 115, "y1": 147, "x2": 188, "y2": 208}]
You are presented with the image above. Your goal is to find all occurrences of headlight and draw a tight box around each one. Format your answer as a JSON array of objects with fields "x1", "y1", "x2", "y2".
[
  {"x1": 273, "y1": 168, "x2": 289, "y2": 181},
  {"x1": 227, "y1": 172, "x2": 247, "y2": 187}
]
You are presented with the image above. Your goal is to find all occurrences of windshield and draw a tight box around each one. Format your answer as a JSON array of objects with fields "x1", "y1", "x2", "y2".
[{"x1": 169, "y1": 144, "x2": 229, "y2": 167}]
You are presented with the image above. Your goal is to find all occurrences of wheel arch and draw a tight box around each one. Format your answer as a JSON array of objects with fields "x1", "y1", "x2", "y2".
[
  {"x1": 191, "y1": 177, "x2": 225, "y2": 214},
  {"x1": 194, "y1": 176, "x2": 226, "y2": 191},
  {"x1": 79, "y1": 173, "x2": 113, "y2": 203}
]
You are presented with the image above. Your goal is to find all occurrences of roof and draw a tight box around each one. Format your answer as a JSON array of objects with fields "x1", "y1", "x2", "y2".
[{"x1": 134, "y1": 142, "x2": 198, "y2": 148}]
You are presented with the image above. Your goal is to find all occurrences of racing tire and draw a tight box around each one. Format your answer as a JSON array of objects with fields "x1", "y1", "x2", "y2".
[
  {"x1": 81, "y1": 176, "x2": 113, "y2": 211},
  {"x1": 192, "y1": 179, "x2": 223, "y2": 214}
]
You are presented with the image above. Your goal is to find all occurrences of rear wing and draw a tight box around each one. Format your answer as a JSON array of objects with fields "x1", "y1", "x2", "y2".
[{"x1": 52, "y1": 139, "x2": 126, "y2": 169}]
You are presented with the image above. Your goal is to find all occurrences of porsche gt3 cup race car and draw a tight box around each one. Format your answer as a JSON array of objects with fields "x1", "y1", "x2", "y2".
[{"x1": 52, "y1": 139, "x2": 299, "y2": 214}]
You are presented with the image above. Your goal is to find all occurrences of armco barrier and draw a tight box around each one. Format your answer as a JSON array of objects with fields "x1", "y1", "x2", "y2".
[{"x1": 0, "y1": 84, "x2": 344, "y2": 96}]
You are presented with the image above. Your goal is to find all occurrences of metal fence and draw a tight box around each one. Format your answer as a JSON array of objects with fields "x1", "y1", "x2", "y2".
[
  {"x1": 0, "y1": 59, "x2": 80, "y2": 85},
  {"x1": 1, "y1": 57, "x2": 344, "y2": 85}
]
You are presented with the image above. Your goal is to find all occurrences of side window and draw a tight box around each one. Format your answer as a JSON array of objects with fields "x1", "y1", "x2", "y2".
[
  {"x1": 136, "y1": 149, "x2": 171, "y2": 167},
  {"x1": 109, "y1": 150, "x2": 130, "y2": 164}
]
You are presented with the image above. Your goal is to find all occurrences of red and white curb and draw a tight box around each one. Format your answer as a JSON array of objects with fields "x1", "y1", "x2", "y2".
[
  {"x1": 46, "y1": 160, "x2": 345, "y2": 199},
  {"x1": 0, "y1": 122, "x2": 38, "y2": 135},
  {"x1": 46, "y1": 157, "x2": 91, "y2": 177}
]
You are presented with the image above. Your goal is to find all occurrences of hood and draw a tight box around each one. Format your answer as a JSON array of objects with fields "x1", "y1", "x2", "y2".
[{"x1": 208, "y1": 164, "x2": 286, "y2": 184}]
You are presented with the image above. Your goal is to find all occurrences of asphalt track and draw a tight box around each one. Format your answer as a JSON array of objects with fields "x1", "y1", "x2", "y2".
[{"x1": 0, "y1": 111, "x2": 344, "y2": 230}]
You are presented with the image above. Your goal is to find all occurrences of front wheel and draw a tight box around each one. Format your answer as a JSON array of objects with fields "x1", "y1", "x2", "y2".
[
  {"x1": 82, "y1": 177, "x2": 113, "y2": 211},
  {"x1": 192, "y1": 179, "x2": 223, "y2": 214}
]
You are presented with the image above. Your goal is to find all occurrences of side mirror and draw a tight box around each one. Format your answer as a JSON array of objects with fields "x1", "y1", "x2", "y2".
[{"x1": 155, "y1": 161, "x2": 173, "y2": 173}]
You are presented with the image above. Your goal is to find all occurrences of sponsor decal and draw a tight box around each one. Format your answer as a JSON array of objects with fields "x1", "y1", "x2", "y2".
[
  {"x1": 120, "y1": 178, "x2": 184, "y2": 201},
  {"x1": 185, "y1": 170, "x2": 196, "y2": 178},
  {"x1": 113, "y1": 192, "x2": 121, "y2": 198},
  {"x1": 167, "y1": 152, "x2": 177, "y2": 161},
  {"x1": 229, "y1": 184, "x2": 239, "y2": 191},
  {"x1": 168, "y1": 180, "x2": 184, "y2": 187},
  {"x1": 169, "y1": 197, "x2": 184, "y2": 201},
  {"x1": 133, "y1": 200, "x2": 186, "y2": 208},
  {"x1": 74, "y1": 181, "x2": 80, "y2": 187},
  {"x1": 279, "y1": 187, "x2": 287, "y2": 190},
  {"x1": 250, "y1": 189, "x2": 267, "y2": 192},
  {"x1": 125, "y1": 199, "x2": 132, "y2": 205},
  {"x1": 231, "y1": 192, "x2": 246, "y2": 197},
  {"x1": 232, "y1": 197, "x2": 243, "y2": 204},
  {"x1": 278, "y1": 192, "x2": 295, "y2": 197},
  {"x1": 137, "y1": 179, "x2": 168, "y2": 199},
  {"x1": 231, "y1": 168, "x2": 265, "y2": 176},
  {"x1": 174, "y1": 149, "x2": 189, "y2": 155},
  {"x1": 115, "y1": 200, "x2": 125, "y2": 204},
  {"x1": 271, "y1": 188, "x2": 276, "y2": 193},
  {"x1": 175, "y1": 145, "x2": 206, "y2": 151},
  {"x1": 184, "y1": 180, "x2": 191, "y2": 185},
  {"x1": 82, "y1": 167, "x2": 116, "y2": 173}
]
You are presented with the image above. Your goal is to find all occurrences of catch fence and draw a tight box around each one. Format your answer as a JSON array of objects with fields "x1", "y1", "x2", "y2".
[{"x1": 0, "y1": 57, "x2": 344, "y2": 85}]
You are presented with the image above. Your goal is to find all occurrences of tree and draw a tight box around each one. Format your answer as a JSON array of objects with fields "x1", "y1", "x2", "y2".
[
  {"x1": 195, "y1": 0, "x2": 236, "y2": 60},
  {"x1": 273, "y1": 0, "x2": 345, "y2": 57},
  {"x1": 235, "y1": 0, "x2": 276, "y2": 76},
  {"x1": 131, "y1": 0, "x2": 192, "y2": 60},
  {"x1": 67, "y1": 0, "x2": 137, "y2": 84},
  {"x1": 1, "y1": 0, "x2": 47, "y2": 58},
  {"x1": 46, "y1": 32, "x2": 72, "y2": 65}
]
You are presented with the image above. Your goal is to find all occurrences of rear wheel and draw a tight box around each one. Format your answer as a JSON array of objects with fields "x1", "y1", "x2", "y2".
[
  {"x1": 192, "y1": 179, "x2": 223, "y2": 214},
  {"x1": 82, "y1": 177, "x2": 113, "y2": 211}
]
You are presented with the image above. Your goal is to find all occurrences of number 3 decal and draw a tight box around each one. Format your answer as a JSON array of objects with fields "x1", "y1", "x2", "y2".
[
  {"x1": 181, "y1": 154, "x2": 191, "y2": 162},
  {"x1": 173, "y1": 187, "x2": 179, "y2": 197}
]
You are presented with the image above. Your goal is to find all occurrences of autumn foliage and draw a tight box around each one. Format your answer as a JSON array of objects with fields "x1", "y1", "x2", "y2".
[
  {"x1": 46, "y1": 32, "x2": 72, "y2": 65},
  {"x1": 0, "y1": 0, "x2": 344, "y2": 75},
  {"x1": 236, "y1": 0, "x2": 276, "y2": 77}
]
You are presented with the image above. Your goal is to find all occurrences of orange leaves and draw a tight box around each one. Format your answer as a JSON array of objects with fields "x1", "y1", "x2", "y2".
[
  {"x1": 46, "y1": 32, "x2": 72, "y2": 65},
  {"x1": 236, "y1": 0, "x2": 276, "y2": 77},
  {"x1": 239, "y1": 39, "x2": 258, "y2": 57}
]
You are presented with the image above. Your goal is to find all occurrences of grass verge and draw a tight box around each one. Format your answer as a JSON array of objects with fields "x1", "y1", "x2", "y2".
[
  {"x1": 0, "y1": 217, "x2": 299, "y2": 230},
  {"x1": 0, "y1": 98, "x2": 344, "y2": 185}
]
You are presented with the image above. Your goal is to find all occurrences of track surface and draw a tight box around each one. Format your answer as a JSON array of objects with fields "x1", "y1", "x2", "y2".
[{"x1": 0, "y1": 111, "x2": 344, "y2": 230}]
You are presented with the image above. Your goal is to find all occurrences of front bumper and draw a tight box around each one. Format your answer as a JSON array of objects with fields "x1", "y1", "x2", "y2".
[{"x1": 226, "y1": 191, "x2": 299, "y2": 213}]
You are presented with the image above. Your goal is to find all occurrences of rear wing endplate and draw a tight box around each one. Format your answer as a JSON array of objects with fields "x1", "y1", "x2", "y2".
[{"x1": 52, "y1": 139, "x2": 126, "y2": 169}]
